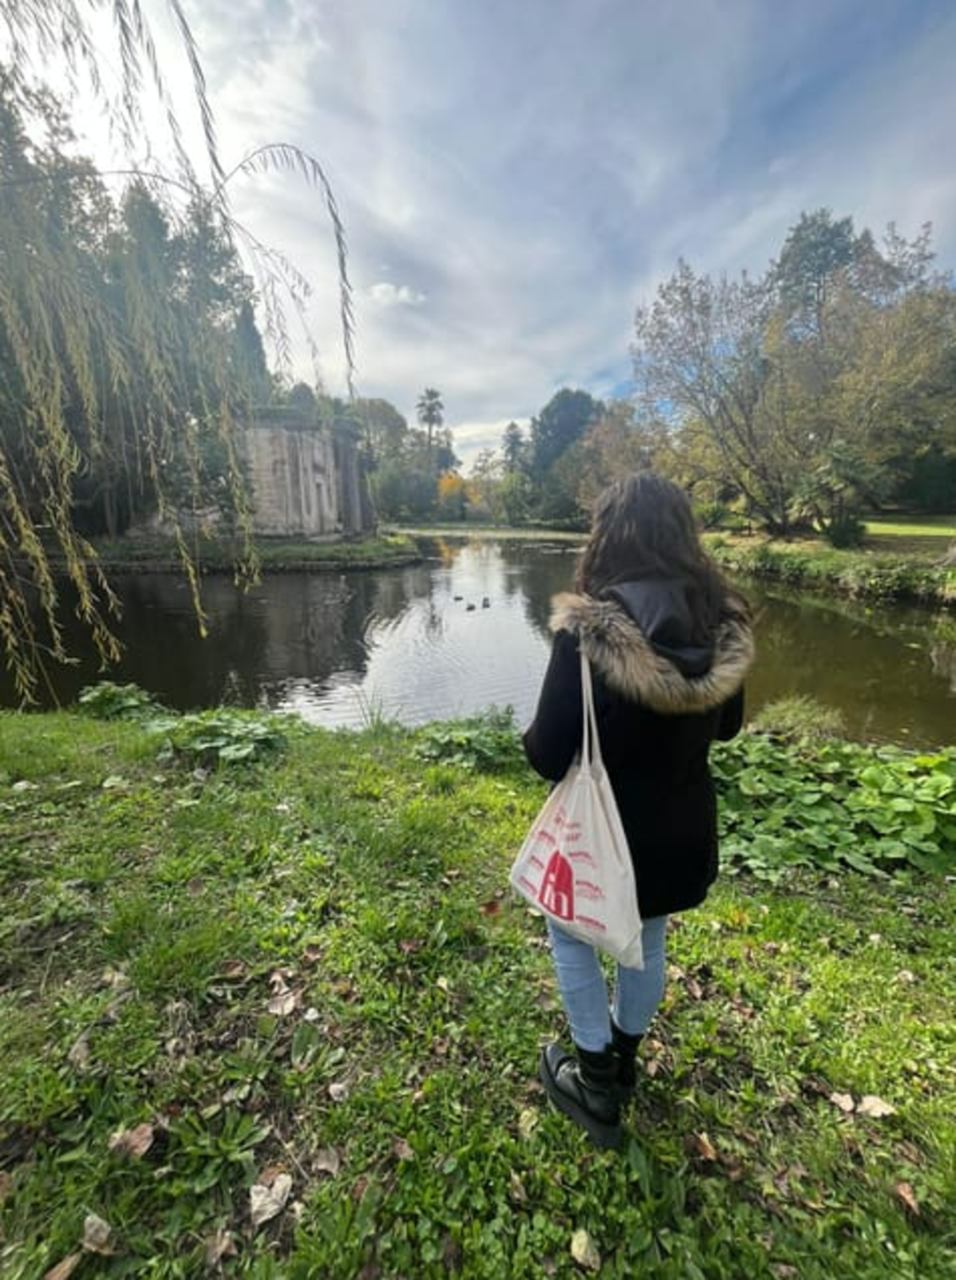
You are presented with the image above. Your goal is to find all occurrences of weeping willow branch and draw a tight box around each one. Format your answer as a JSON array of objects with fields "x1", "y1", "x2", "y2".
[
  {"x1": 0, "y1": 3, "x2": 359, "y2": 704},
  {"x1": 225, "y1": 142, "x2": 356, "y2": 397}
]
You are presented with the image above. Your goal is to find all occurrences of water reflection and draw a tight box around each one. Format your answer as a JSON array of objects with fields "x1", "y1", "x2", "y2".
[
  {"x1": 742, "y1": 582, "x2": 953, "y2": 747},
  {"x1": 2, "y1": 539, "x2": 953, "y2": 748}
]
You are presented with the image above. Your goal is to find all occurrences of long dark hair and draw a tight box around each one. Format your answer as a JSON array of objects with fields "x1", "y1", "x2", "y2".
[{"x1": 575, "y1": 473, "x2": 748, "y2": 635}]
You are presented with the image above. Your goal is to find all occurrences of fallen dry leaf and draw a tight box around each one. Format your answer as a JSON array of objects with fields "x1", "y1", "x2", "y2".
[
  {"x1": 328, "y1": 1081, "x2": 349, "y2": 1102},
  {"x1": 688, "y1": 1132, "x2": 718, "y2": 1161},
  {"x1": 393, "y1": 1138, "x2": 415, "y2": 1161},
  {"x1": 67, "y1": 1032, "x2": 91, "y2": 1070},
  {"x1": 829, "y1": 1092, "x2": 856, "y2": 1114},
  {"x1": 82, "y1": 1212, "x2": 113, "y2": 1254},
  {"x1": 518, "y1": 1107, "x2": 539, "y2": 1140},
  {"x1": 108, "y1": 1122, "x2": 155, "y2": 1159},
  {"x1": 204, "y1": 1228, "x2": 238, "y2": 1268},
  {"x1": 250, "y1": 1172, "x2": 293, "y2": 1229},
  {"x1": 314, "y1": 1147, "x2": 341, "y2": 1177},
  {"x1": 893, "y1": 1181, "x2": 920, "y2": 1216},
  {"x1": 509, "y1": 1170, "x2": 528, "y2": 1203},
  {"x1": 857, "y1": 1095, "x2": 896, "y2": 1118},
  {"x1": 43, "y1": 1256, "x2": 83, "y2": 1280},
  {"x1": 267, "y1": 986, "x2": 299, "y2": 1017},
  {"x1": 570, "y1": 1227, "x2": 601, "y2": 1272}
]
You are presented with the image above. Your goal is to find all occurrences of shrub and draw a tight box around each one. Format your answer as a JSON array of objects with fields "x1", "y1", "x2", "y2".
[
  {"x1": 823, "y1": 514, "x2": 867, "y2": 548},
  {"x1": 78, "y1": 681, "x2": 165, "y2": 721},
  {"x1": 149, "y1": 709, "x2": 291, "y2": 767},
  {"x1": 413, "y1": 707, "x2": 524, "y2": 772},
  {"x1": 749, "y1": 695, "x2": 845, "y2": 744}
]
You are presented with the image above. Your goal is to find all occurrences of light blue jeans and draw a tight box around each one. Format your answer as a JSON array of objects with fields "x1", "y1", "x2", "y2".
[{"x1": 546, "y1": 914, "x2": 669, "y2": 1053}]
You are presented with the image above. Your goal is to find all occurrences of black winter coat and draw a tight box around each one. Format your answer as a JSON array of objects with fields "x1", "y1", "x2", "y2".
[{"x1": 523, "y1": 580, "x2": 754, "y2": 919}]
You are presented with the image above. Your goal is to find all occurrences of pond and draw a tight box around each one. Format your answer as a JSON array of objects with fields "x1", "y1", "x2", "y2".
[{"x1": 3, "y1": 538, "x2": 954, "y2": 749}]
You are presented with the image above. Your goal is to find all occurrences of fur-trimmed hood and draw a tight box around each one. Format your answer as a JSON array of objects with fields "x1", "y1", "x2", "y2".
[{"x1": 550, "y1": 585, "x2": 754, "y2": 716}]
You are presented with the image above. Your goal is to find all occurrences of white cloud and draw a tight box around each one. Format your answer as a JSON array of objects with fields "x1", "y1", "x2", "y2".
[{"x1": 367, "y1": 282, "x2": 427, "y2": 308}]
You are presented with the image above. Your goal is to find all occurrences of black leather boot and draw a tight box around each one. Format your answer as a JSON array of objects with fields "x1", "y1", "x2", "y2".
[
  {"x1": 539, "y1": 1043, "x2": 623, "y2": 1150},
  {"x1": 611, "y1": 1022, "x2": 643, "y2": 1104}
]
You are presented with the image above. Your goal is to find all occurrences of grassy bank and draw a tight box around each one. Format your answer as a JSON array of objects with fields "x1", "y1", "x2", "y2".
[
  {"x1": 2, "y1": 705, "x2": 955, "y2": 1278},
  {"x1": 64, "y1": 533, "x2": 421, "y2": 575},
  {"x1": 707, "y1": 536, "x2": 956, "y2": 608},
  {"x1": 864, "y1": 515, "x2": 956, "y2": 557}
]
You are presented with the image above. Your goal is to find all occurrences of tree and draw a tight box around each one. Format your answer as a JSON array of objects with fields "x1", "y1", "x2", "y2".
[
  {"x1": 284, "y1": 382, "x2": 320, "y2": 418},
  {"x1": 231, "y1": 300, "x2": 271, "y2": 399},
  {"x1": 357, "y1": 397, "x2": 408, "y2": 464},
  {"x1": 772, "y1": 208, "x2": 859, "y2": 336},
  {"x1": 632, "y1": 214, "x2": 956, "y2": 538},
  {"x1": 529, "y1": 389, "x2": 602, "y2": 482},
  {"x1": 501, "y1": 421, "x2": 527, "y2": 474},
  {"x1": 632, "y1": 261, "x2": 792, "y2": 530},
  {"x1": 574, "y1": 401, "x2": 662, "y2": 507},
  {"x1": 436, "y1": 474, "x2": 467, "y2": 521},
  {"x1": 416, "y1": 387, "x2": 444, "y2": 469}
]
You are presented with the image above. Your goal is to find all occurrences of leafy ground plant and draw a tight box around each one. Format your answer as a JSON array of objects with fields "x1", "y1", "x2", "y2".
[
  {"x1": 77, "y1": 689, "x2": 293, "y2": 768},
  {"x1": 78, "y1": 682, "x2": 166, "y2": 722},
  {"x1": 0, "y1": 708, "x2": 954, "y2": 1278},
  {"x1": 148, "y1": 709, "x2": 293, "y2": 767},
  {"x1": 413, "y1": 707, "x2": 525, "y2": 772}
]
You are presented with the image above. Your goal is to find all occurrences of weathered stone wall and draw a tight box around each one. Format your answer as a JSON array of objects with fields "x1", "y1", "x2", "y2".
[{"x1": 244, "y1": 415, "x2": 373, "y2": 539}]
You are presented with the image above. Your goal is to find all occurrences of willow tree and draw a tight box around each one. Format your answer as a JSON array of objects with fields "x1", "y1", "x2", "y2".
[{"x1": 0, "y1": 1, "x2": 353, "y2": 701}]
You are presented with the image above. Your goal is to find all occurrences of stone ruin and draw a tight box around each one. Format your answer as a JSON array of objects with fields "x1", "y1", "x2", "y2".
[{"x1": 244, "y1": 409, "x2": 375, "y2": 540}]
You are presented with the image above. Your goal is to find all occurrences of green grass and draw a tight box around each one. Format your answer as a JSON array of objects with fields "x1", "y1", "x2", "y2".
[
  {"x1": 76, "y1": 532, "x2": 420, "y2": 572},
  {"x1": 1, "y1": 708, "x2": 955, "y2": 1278},
  {"x1": 707, "y1": 535, "x2": 956, "y2": 606},
  {"x1": 864, "y1": 515, "x2": 956, "y2": 538}
]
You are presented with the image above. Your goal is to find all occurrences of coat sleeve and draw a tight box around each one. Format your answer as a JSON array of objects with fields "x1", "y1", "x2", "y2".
[
  {"x1": 716, "y1": 687, "x2": 745, "y2": 741},
  {"x1": 522, "y1": 630, "x2": 583, "y2": 781}
]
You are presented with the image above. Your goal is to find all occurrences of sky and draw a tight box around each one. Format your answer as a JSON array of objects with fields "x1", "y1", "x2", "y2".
[{"x1": 59, "y1": 0, "x2": 956, "y2": 470}]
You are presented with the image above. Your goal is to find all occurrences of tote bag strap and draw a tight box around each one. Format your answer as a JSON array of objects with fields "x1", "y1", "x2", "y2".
[{"x1": 579, "y1": 650, "x2": 604, "y2": 771}]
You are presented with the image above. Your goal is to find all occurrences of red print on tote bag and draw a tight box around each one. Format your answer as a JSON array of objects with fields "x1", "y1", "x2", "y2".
[{"x1": 538, "y1": 850, "x2": 574, "y2": 920}]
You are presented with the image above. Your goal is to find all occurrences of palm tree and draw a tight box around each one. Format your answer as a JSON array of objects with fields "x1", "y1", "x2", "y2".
[{"x1": 416, "y1": 387, "x2": 444, "y2": 471}]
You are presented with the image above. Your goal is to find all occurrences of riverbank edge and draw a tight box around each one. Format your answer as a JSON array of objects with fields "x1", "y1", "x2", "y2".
[
  {"x1": 26, "y1": 525, "x2": 956, "y2": 608},
  {"x1": 31, "y1": 532, "x2": 424, "y2": 576},
  {"x1": 706, "y1": 535, "x2": 956, "y2": 610}
]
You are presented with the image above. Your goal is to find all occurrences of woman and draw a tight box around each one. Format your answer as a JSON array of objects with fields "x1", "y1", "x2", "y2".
[{"x1": 523, "y1": 473, "x2": 754, "y2": 1150}]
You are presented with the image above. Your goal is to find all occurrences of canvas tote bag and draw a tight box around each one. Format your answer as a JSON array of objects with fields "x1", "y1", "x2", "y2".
[{"x1": 510, "y1": 651, "x2": 644, "y2": 967}]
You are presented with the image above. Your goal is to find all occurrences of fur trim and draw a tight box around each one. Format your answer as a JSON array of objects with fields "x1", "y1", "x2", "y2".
[{"x1": 550, "y1": 591, "x2": 754, "y2": 715}]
